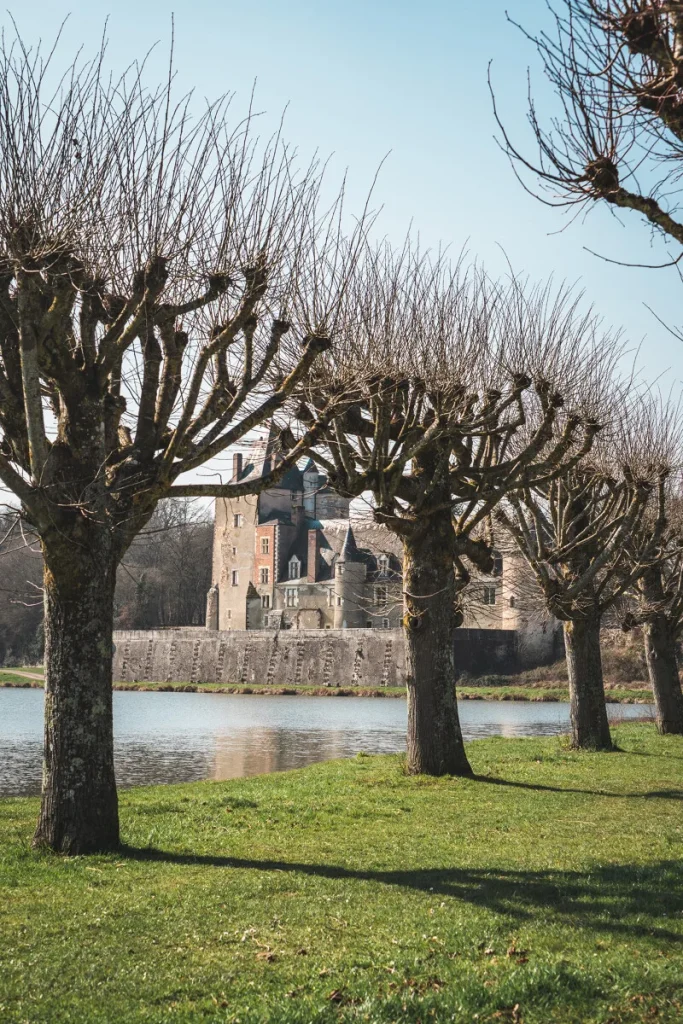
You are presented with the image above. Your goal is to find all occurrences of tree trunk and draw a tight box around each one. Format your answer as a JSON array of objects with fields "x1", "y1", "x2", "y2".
[
  {"x1": 402, "y1": 510, "x2": 472, "y2": 777},
  {"x1": 33, "y1": 534, "x2": 120, "y2": 854},
  {"x1": 563, "y1": 614, "x2": 612, "y2": 750},
  {"x1": 643, "y1": 614, "x2": 683, "y2": 735}
]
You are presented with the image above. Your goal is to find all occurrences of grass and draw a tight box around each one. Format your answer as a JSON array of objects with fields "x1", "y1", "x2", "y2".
[
  {"x1": 0, "y1": 667, "x2": 655, "y2": 702},
  {"x1": 1, "y1": 723, "x2": 682, "y2": 1023}
]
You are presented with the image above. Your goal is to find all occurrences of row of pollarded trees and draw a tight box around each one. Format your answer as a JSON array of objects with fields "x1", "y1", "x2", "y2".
[
  {"x1": 295, "y1": 249, "x2": 683, "y2": 768},
  {"x1": 0, "y1": 32, "x2": 680, "y2": 855},
  {"x1": 489, "y1": 0, "x2": 683, "y2": 745}
]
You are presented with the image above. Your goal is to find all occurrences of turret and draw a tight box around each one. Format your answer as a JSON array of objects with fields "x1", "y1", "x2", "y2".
[
  {"x1": 303, "y1": 458, "x2": 319, "y2": 518},
  {"x1": 333, "y1": 524, "x2": 367, "y2": 628}
]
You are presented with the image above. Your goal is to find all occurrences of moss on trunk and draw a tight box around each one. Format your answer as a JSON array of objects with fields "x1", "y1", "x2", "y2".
[
  {"x1": 402, "y1": 508, "x2": 472, "y2": 777},
  {"x1": 33, "y1": 534, "x2": 119, "y2": 854},
  {"x1": 564, "y1": 614, "x2": 612, "y2": 750},
  {"x1": 643, "y1": 614, "x2": 683, "y2": 735}
]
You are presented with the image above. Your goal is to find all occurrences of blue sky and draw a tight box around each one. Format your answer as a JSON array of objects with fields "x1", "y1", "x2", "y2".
[{"x1": 9, "y1": 0, "x2": 683, "y2": 389}]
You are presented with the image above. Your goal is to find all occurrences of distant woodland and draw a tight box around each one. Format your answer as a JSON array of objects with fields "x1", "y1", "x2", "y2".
[{"x1": 0, "y1": 500, "x2": 212, "y2": 665}]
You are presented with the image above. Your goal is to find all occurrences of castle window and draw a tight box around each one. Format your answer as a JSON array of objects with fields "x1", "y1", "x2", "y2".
[
  {"x1": 382, "y1": 618, "x2": 390, "y2": 629},
  {"x1": 288, "y1": 556, "x2": 301, "y2": 580},
  {"x1": 336, "y1": 596, "x2": 342, "y2": 606},
  {"x1": 285, "y1": 588, "x2": 297, "y2": 608},
  {"x1": 233, "y1": 513, "x2": 243, "y2": 528},
  {"x1": 374, "y1": 585, "x2": 388, "y2": 608},
  {"x1": 227, "y1": 609, "x2": 231, "y2": 620},
  {"x1": 232, "y1": 546, "x2": 237, "y2": 557},
  {"x1": 509, "y1": 596, "x2": 516, "y2": 609},
  {"x1": 261, "y1": 537, "x2": 270, "y2": 555},
  {"x1": 231, "y1": 570, "x2": 239, "y2": 586},
  {"x1": 260, "y1": 567, "x2": 270, "y2": 585},
  {"x1": 336, "y1": 563, "x2": 344, "y2": 576},
  {"x1": 490, "y1": 551, "x2": 503, "y2": 577},
  {"x1": 261, "y1": 594, "x2": 271, "y2": 609},
  {"x1": 482, "y1": 586, "x2": 496, "y2": 605},
  {"x1": 378, "y1": 554, "x2": 389, "y2": 574}
]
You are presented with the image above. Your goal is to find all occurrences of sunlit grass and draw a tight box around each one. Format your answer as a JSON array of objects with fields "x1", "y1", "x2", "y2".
[{"x1": 1, "y1": 724, "x2": 681, "y2": 1022}]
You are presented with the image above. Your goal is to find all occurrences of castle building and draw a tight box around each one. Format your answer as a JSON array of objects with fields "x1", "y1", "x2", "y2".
[
  {"x1": 207, "y1": 430, "x2": 558, "y2": 660},
  {"x1": 207, "y1": 430, "x2": 404, "y2": 631}
]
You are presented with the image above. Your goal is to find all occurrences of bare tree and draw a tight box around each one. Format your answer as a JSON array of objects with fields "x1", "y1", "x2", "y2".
[
  {"x1": 493, "y1": 2, "x2": 683, "y2": 260},
  {"x1": 0, "y1": 33, "x2": 365, "y2": 853},
  {"x1": 620, "y1": 478, "x2": 683, "y2": 734},
  {"x1": 115, "y1": 498, "x2": 213, "y2": 628},
  {"x1": 496, "y1": 399, "x2": 672, "y2": 749},
  {"x1": 302, "y1": 245, "x2": 612, "y2": 776},
  {"x1": 0, "y1": 511, "x2": 43, "y2": 663}
]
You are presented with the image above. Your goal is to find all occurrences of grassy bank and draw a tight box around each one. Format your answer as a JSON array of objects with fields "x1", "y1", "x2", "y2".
[
  {"x1": 1, "y1": 724, "x2": 681, "y2": 1023},
  {"x1": 0, "y1": 668, "x2": 655, "y2": 703}
]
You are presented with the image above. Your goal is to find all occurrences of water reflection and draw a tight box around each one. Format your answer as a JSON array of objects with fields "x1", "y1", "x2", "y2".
[{"x1": 0, "y1": 688, "x2": 653, "y2": 797}]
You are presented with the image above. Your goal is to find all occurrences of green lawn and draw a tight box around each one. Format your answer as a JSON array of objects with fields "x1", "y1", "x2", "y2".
[
  {"x1": 1, "y1": 725, "x2": 681, "y2": 1022},
  {"x1": 0, "y1": 668, "x2": 655, "y2": 703}
]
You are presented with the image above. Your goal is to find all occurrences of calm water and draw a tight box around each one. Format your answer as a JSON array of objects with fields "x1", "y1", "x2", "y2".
[{"x1": 0, "y1": 689, "x2": 653, "y2": 797}]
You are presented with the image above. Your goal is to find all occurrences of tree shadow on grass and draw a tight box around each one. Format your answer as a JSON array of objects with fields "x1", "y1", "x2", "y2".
[
  {"x1": 119, "y1": 844, "x2": 683, "y2": 944},
  {"x1": 474, "y1": 775, "x2": 683, "y2": 800}
]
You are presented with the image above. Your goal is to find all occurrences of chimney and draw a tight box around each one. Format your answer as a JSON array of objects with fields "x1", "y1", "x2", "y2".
[
  {"x1": 308, "y1": 529, "x2": 320, "y2": 582},
  {"x1": 232, "y1": 452, "x2": 243, "y2": 480}
]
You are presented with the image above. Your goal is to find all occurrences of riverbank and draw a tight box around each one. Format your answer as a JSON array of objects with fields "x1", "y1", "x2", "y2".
[
  {"x1": 0, "y1": 669, "x2": 656, "y2": 703},
  {"x1": 1, "y1": 724, "x2": 681, "y2": 1023}
]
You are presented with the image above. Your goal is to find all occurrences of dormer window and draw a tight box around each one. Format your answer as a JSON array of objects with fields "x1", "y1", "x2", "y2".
[
  {"x1": 288, "y1": 555, "x2": 301, "y2": 580},
  {"x1": 378, "y1": 554, "x2": 389, "y2": 574}
]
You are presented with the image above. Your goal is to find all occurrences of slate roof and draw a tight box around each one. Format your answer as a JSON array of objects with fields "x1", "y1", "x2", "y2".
[
  {"x1": 231, "y1": 425, "x2": 305, "y2": 490},
  {"x1": 270, "y1": 517, "x2": 403, "y2": 583}
]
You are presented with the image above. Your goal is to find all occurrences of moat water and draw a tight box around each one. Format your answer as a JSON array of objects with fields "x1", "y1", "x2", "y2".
[{"x1": 0, "y1": 689, "x2": 653, "y2": 797}]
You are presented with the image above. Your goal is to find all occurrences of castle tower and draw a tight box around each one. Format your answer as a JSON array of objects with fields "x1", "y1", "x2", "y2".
[
  {"x1": 302, "y1": 459, "x2": 319, "y2": 518},
  {"x1": 333, "y1": 524, "x2": 367, "y2": 628}
]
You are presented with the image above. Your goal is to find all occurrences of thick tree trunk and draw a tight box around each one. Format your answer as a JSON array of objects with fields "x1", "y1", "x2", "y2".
[
  {"x1": 643, "y1": 614, "x2": 683, "y2": 735},
  {"x1": 563, "y1": 614, "x2": 612, "y2": 750},
  {"x1": 402, "y1": 510, "x2": 472, "y2": 777},
  {"x1": 33, "y1": 535, "x2": 119, "y2": 854}
]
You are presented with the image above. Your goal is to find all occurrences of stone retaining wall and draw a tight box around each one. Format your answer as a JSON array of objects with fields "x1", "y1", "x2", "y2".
[{"x1": 112, "y1": 626, "x2": 534, "y2": 688}]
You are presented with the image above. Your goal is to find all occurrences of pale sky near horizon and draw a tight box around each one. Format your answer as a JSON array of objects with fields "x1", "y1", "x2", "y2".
[{"x1": 5, "y1": 0, "x2": 683, "y2": 490}]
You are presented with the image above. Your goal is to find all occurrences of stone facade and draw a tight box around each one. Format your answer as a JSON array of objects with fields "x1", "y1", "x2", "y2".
[
  {"x1": 113, "y1": 625, "x2": 538, "y2": 687},
  {"x1": 208, "y1": 430, "x2": 560, "y2": 664}
]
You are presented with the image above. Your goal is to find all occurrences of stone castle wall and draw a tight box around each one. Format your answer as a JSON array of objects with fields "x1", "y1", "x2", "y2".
[{"x1": 112, "y1": 626, "x2": 542, "y2": 688}]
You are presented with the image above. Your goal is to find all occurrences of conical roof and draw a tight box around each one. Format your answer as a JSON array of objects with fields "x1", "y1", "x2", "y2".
[{"x1": 338, "y1": 523, "x2": 362, "y2": 563}]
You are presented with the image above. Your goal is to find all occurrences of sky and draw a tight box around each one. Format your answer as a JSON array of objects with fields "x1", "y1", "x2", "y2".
[{"x1": 5, "y1": 0, "x2": 683, "y2": 479}]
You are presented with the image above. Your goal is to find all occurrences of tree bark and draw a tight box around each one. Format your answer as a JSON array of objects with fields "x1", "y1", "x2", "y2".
[
  {"x1": 33, "y1": 532, "x2": 120, "y2": 854},
  {"x1": 402, "y1": 509, "x2": 472, "y2": 777},
  {"x1": 563, "y1": 614, "x2": 612, "y2": 750},
  {"x1": 643, "y1": 614, "x2": 683, "y2": 735}
]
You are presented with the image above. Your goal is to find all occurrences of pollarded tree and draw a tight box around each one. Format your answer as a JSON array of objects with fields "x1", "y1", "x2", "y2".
[
  {"x1": 0, "y1": 35, "x2": 363, "y2": 854},
  {"x1": 496, "y1": 402, "x2": 672, "y2": 750},
  {"x1": 620, "y1": 482, "x2": 683, "y2": 734},
  {"x1": 494, "y1": 1, "x2": 683, "y2": 258},
  {"x1": 301, "y1": 245, "x2": 612, "y2": 776}
]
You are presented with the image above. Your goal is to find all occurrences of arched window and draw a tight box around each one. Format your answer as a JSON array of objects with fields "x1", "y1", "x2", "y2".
[
  {"x1": 378, "y1": 554, "x2": 389, "y2": 574},
  {"x1": 288, "y1": 556, "x2": 301, "y2": 580}
]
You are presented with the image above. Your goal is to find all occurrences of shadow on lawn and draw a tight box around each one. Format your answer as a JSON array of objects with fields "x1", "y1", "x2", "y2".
[
  {"x1": 474, "y1": 775, "x2": 683, "y2": 800},
  {"x1": 120, "y1": 844, "x2": 683, "y2": 944}
]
